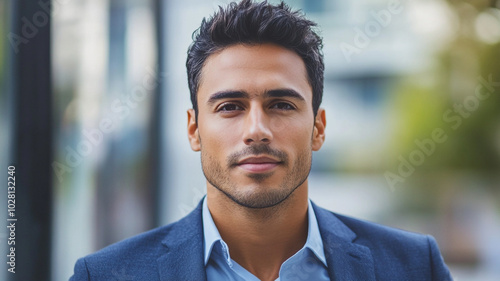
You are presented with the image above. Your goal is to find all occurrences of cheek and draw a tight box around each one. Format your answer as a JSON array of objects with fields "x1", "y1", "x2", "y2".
[
  {"x1": 199, "y1": 118, "x2": 241, "y2": 150},
  {"x1": 269, "y1": 116, "x2": 288, "y2": 134},
  {"x1": 271, "y1": 116, "x2": 313, "y2": 144}
]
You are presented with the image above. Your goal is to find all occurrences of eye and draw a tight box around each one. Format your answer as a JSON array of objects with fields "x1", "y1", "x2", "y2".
[
  {"x1": 217, "y1": 103, "x2": 243, "y2": 112},
  {"x1": 271, "y1": 102, "x2": 295, "y2": 110}
]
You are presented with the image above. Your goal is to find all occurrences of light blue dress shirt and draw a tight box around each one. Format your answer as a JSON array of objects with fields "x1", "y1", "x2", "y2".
[{"x1": 202, "y1": 197, "x2": 330, "y2": 281}]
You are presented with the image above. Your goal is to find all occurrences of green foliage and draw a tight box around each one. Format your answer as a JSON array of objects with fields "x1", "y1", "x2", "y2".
[{"x1": 388, "y1": 2, "x2": 500, "y2": 173}]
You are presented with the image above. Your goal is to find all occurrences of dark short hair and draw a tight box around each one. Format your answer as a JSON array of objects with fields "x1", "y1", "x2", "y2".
[{"x1": 186, "y1": 0, "x2": 324, "y2": 119}]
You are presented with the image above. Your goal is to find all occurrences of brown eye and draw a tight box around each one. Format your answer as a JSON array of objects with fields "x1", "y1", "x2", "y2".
[
  {"x1": 218, "y1": 103, "x2": 243, "y2": 112},
  {"x1": 271, "y1": 102, "x2": 294, "y2": 110}
]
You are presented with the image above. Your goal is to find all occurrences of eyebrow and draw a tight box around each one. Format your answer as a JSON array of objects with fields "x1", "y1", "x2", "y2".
[
  {"x1": 207, "y1": 89, "x2": 305, "y2": 105},
  {"x1": 207, "y1": 91, "x2": 249, "y2": 105},
  {"x1": 264, "y1": 89, "x2": 305, "y2": 101}
]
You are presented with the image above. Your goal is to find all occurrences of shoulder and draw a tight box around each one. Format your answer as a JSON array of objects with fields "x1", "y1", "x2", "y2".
[
  {"x1": 313, "y1": 204, "x2": 452, "y2": 280},
  {"x1": 70, "y1": 203, "x2": 203, "y2": 281},
  {"x1": 88, "y1": 224, "x2": 172, "y2": 264},
  {"x1": 335, "y1": 212, "x2": 431, "y2": 247},
  {"x1": 69, "y1": 223, "x2": 173, "y2": 281},
  {"x1": 334, "y1": 211, "x2": 445, "y2": 269},
  {"x1": 314, "y1": 203, "x2": 430, "y2": 248}
]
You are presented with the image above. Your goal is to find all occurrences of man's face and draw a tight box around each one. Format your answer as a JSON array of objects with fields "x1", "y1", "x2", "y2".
[{"x1": 188, "y1": 43, "x2": 325, "y2": 208}]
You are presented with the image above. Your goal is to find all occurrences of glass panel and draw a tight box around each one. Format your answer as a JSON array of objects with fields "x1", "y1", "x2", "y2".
[{"x1": 52, "y1": 0, "x2": 158, "y2": 280}]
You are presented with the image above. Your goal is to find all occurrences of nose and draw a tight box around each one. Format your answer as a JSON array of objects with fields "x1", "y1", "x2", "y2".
[{"x1": 243, "y1": 105, "x2": 273, "y2": 145}]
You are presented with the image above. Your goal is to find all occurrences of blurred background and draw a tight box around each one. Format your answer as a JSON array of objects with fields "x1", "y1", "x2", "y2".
[{"x1": 1, "y1": 0, "x2": 499, "y2": 280}]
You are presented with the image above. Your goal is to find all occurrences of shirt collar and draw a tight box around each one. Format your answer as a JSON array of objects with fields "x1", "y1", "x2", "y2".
[
  {"x1": 202, "y1": 197, "x2": 226, "y2": 265},
  {"x1": 304, "y1": 198, "x2": 327, "y2": 265},
  {"x1": 202, "y1": 197, "x2": 327, "y2": 266}
]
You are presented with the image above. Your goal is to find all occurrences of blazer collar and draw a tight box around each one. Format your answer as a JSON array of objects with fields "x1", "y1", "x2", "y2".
[
  {"x1": 312, "y1": 202, "x2": 376, "y2": 281},
  {"x1": 156, "y1": 199, "x2": 374, "y2": 281},
  {"x1": 157, "y1": 200, "x2": 207, "y2": 281}
]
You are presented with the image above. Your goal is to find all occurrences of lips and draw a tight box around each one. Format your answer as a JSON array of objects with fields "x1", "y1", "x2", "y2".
[{"x1": 236, "y1": 156, "x2": 281, "y2": 173}]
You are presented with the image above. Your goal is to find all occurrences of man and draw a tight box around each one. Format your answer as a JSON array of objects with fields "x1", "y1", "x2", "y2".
[{"x1": 70, "y1": 1, "x2": 453, "y2": 280}]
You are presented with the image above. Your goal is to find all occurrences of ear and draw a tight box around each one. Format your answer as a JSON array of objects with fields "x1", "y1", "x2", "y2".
[
  {"x1": 312, "y1": 108, "x2": 326, "y2": 151},
  {"x1": 187, "y1": 109, "x2": 201, "y2": 151}
]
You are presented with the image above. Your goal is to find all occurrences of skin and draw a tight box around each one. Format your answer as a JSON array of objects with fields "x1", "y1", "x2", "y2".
[{"x1": 187, "y1": 43, "x2": 326, "y2": 281}]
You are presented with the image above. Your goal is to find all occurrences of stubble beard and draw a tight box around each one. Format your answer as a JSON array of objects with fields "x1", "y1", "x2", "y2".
[{"x1": 201, "y1": 144, "x2": 312, "y2": 209}]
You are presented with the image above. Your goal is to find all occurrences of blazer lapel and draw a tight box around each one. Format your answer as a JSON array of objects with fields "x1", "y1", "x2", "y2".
[
  {"x1": 313, "y1": 202, "x2": 376, "y2": 281},
  {"x1": 157, "y1": 201, "x2": 207, "y2": 281}
]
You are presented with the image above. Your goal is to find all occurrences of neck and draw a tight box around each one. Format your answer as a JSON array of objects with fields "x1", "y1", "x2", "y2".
[{"x1": 207, "y1": 181, "x2": 309, "y2": 281}]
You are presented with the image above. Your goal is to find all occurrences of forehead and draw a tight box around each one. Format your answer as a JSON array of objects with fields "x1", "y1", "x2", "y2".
[{"x1": 198, "y1": 43, "x2": 312, "y2": 102}]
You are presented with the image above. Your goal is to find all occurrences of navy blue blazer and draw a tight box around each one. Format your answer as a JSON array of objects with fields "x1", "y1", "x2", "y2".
[{"x1": 70, "y1": 200, "x2": 453, "y2": 280}]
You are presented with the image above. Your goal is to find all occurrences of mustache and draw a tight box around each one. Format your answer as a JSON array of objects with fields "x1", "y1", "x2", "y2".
[{"x1": 228, "y1": 145, "x2": 288, "y2": 167}]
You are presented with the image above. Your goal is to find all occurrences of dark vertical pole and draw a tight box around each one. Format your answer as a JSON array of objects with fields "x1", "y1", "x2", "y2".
[
  {"x1": 151, "y1": 0, "x2": 165, "y2": 226},
  {"x1": 8, "y1": 0, "x2": 52, "y2": 280}
]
